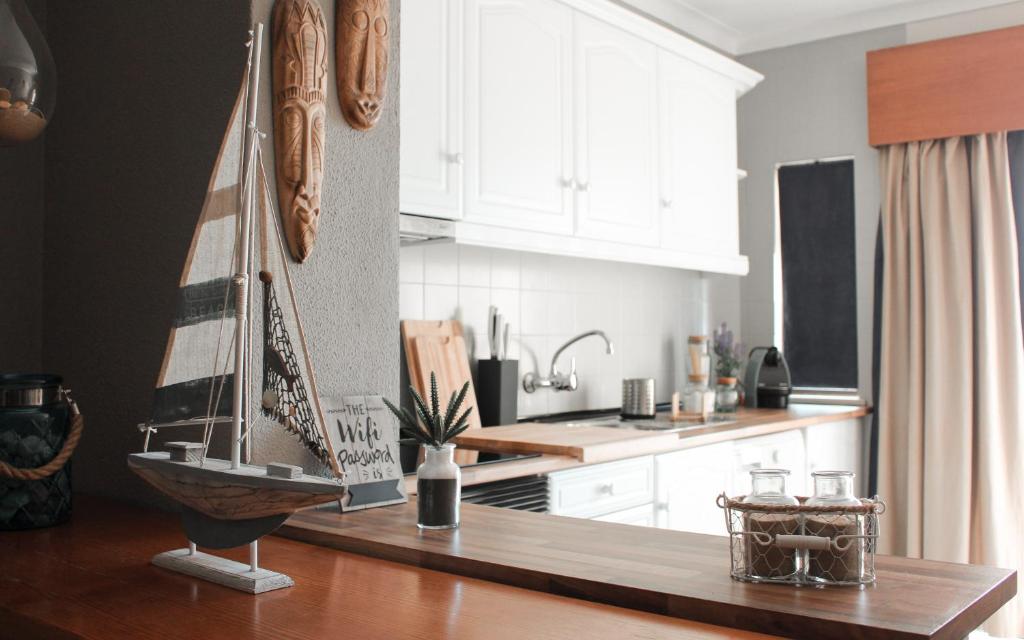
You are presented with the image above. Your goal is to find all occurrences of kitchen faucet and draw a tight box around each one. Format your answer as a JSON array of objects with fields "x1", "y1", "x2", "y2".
[{"x1": 522, "y1": 330, "x2": 615, "y2": 393}]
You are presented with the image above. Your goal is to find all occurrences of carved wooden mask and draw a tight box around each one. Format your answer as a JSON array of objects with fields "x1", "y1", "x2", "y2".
[
  {"x1": 336, "y1": 0, "x2": 390, "y2": 131},
  {"x1": 272, "y1": 0, "x2": 329, "y2": 263}
]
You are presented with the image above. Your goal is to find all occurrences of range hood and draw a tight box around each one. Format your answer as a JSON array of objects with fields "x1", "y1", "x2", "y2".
[{"x1": 399, "y1": 213, "x2": 455, "y2": 246}]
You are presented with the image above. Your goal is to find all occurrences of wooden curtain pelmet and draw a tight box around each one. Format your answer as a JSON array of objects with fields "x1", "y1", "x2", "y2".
[{"x1": 867, "y1": 25, "x2": 1024, "y2": 146}]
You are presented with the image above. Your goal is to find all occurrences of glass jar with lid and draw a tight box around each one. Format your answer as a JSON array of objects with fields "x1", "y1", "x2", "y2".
[
  {"x1": 742, "y1": 469, "x2": 800, "y2": 579},
  {"x1": 682, "y1": 374, "x2": 714, "y2": 417},
  {"x1": 805, "y1": 471, "x2": 863, "y2": 582},
  {"x1": 714, "y1": 377, "x2": 739, "y2": 413}
]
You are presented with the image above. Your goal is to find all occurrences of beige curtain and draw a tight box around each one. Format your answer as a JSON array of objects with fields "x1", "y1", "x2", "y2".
[{"x1": 878, "y1": 132, "x2": 1024, "y2": 637}]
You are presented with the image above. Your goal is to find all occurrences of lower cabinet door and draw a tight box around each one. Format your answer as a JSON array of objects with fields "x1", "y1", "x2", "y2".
[
  {"x1": 593, "y1": 503, "x2": 656, "y2": 527},
  {"x1": 654, "y1": 443, "x2": 733, "y2": 536},
  {"x1": 548, "y1": 456, "x2": 655, "y2": 519}
]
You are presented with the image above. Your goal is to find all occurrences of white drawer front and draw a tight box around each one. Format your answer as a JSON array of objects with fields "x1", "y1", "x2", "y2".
[
  {"x1": 548, "y1": 456, "x2": 654, "y2": 518},
  {"x1": 593, "y1": 503, "x2": 656, "y2": 527}
]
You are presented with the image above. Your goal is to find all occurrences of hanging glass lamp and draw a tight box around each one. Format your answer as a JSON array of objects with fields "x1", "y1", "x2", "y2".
[{"x1": 0, "y1": 0, "x2": 55, "y2": 146}]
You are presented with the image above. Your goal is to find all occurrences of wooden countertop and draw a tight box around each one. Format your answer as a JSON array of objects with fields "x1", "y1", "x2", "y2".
[
  {"x1": 0, "y1": 495, "x2": 777, "y2": 640},
  {"x1": 428, "y1": 405, "x2": 870, "y2": 492},
  {"x1": 282, "y1": 498, "x2": 1016, "y2": 640}
]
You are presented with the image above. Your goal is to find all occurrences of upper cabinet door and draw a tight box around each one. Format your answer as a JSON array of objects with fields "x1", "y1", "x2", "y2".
[
  {"x1": 658, "y1": 50, "x2": 739, "y2": 256},
  {"x1": 400, "y1": 0, "x2": 463, "y2": 219},
  {"x1": 464, "y1": 0, "x2": 575, "y2": 234},
  {"x1": 573, "y1": 14, "x2": 659, "y2": 247}
]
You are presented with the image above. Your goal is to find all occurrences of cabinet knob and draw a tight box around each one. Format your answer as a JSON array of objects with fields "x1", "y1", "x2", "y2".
[
  {"x1": 448, "y1": 152, "x2": 464, "y2": 165},
  {"x1": 661, "y1": 198, "x2": 673, "y2": 208},
  {"x1": 576, "y1": 181, "x2": 590, "y2": 193},
  {"x1": 599, "y1": 483, "x2": 615, "y2": 495},
  {"x1": 561, "y1": 177, "x2": 577, "y2": 190},
  {"x1": 654, "y1": 502, "x2": 669, "y2": 512}
]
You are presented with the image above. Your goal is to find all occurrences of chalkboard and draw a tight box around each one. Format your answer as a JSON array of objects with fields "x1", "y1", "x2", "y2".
[{"x1": 777, "y1": 160, "x2": 859, "y2": 389}]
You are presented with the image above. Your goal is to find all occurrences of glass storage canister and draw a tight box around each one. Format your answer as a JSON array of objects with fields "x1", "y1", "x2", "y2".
[
  {"x1": 804, "y1": 470, "x2": 864, "y2": 582},
  {"x1": 714, "y1": 377, "x2": 739, "y2": 413},
  {"x1": 416, "y1": 443, "x2": 461, "y2": 529},
  {"x1": 0, "y1": 374, "x2": 79, "y2": 529},
  {"x1": 741, "y1": 469, "x2": 801, "y2": 579},
  {"x1": 682, "y1": 374, "x2": 715, "y2": 417}
]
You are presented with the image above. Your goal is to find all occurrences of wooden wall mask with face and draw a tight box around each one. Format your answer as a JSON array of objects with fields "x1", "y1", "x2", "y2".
[
  {"x1": 336, "y1": 0, "x2": 389, "y2": 131},
  {"x1": 272, "y1": 0, "x2": 329, "y2": 263}
]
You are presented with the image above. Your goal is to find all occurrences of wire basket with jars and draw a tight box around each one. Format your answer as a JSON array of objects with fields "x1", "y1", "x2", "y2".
[{"x1": 716, "y1": 469, "x2": 885, "y2": 586}]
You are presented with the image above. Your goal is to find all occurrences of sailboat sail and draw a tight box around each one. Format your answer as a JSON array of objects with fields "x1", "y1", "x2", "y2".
[
  {"x1": 252, "y1": 161, "x2": 340, "y2": 474},
  {"x1": 150, "y1": 83, "x2": 248, "y2": 426}
]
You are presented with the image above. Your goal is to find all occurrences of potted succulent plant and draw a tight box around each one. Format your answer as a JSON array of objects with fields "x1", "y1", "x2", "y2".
[
  {"x1": 712, "y1": 322, "x2": 744, "y2": 413},
  {"x1": 384, "y1": 372, "x2": 472, "y2": 529}
]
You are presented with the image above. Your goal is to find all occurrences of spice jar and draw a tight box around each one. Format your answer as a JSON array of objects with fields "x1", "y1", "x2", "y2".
[
  {"x1": 805, "y1": 470, "x2": 862, "y2": 582},
  {"x1": 742, "y1": 469, "x2": 800, "y2": 579}
]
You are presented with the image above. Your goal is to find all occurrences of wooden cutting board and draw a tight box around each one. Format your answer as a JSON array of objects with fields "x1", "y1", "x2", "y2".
[
  {"x1": 401, "y1": 320, "x2": 480, "y2": 465},
  {"x1": 453, "y1": 422, "x2": 680, "y2": 463}
]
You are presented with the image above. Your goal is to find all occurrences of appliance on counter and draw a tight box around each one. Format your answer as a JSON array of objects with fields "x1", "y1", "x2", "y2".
[
  {"x1": 744, "y1": 346, "x2": 792, "y2": 408},
  {"x1": 621, "y1": 378, "x2": 656, "y2": 419}
]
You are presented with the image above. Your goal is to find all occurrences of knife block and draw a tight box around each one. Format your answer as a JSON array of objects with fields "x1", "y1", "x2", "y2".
[{"x1": 476, "y1": 359, "x2": 518, "y2": 427}]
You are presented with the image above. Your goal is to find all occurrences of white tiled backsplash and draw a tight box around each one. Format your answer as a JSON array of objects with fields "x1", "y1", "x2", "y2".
[{"x1": 400, "y1": 243, "x2": 741, "y2": 419}]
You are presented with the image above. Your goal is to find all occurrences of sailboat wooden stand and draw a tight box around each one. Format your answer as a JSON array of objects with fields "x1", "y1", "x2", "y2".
[{"x1": 127, "y1": 23, "x2": 346, "y2": 594}]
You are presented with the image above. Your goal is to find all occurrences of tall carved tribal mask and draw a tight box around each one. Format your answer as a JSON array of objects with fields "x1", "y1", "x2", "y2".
[
  {"x1": 336, "y1": 0, "x2": 390, "y2": 131},
  {"x1": 272, "y1": 0, "x2": 328, "y2": 263}
]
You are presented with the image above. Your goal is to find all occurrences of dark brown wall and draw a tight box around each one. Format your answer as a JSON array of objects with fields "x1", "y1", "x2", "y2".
[
  {"x1": 41, "y1": 0, "x2": 250, "y2": 499},
  {"x1": 0, "y1": 0, "x2": 46, "y2": 372}
]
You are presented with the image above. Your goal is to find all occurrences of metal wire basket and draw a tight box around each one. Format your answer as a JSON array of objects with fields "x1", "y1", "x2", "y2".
[{"x1": 716, "y1": 493, "x2": 885, "y2": 586}]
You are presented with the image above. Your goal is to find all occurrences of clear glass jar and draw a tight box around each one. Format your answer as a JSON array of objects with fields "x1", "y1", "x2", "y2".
[
  {"x1": 0, "y1": 0, "x2": 56, "y2": 145},
  {"x1": 742, "y1": 469, "x2": 800, "y2": 579},
  {"x1": 416, "y1": 443, "x2": 461, "y2": 530},
  {"x1": 687, "y1": 336, "x2": 710, "y2": 379},
  {"x1": 714, "y1": 377, "x2": 739, "y2": 413},
  {"x1": 682, "y1": 374, "x2": 714, "y2": 417},
  {"x1": 742, "y1": 469, "x2": 799, "y2": 506},
  {"x1": 805, "y1": 471, "x2": 863, "y2": 582}
]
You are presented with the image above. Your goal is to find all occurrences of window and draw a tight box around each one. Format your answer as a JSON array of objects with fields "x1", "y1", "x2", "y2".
[{"x1": 774, "y1": 158, "x2": 858, "y2": 393}]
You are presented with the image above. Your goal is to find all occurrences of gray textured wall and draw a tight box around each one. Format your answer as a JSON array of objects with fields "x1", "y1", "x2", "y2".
[
  {"x1": 37, "y1": 0, "x2": 399, "y2": 501},
  {"x1": 1, "y1": 0, "x2": 46, "y2": 372},
  {"x1": 249, "y1": 0, "x2": 401, "y2": 470},
  {"x1": 735, "y1": 26, "x2": 906, "y2": 402}
]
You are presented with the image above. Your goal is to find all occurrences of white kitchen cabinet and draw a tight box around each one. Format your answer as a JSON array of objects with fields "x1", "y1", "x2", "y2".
[
  {"x1": 400, "y1": 0, "x2": 761, "y2": 273},
  {"x1": 573, "y1": 13, "x2": 660, "y2": 246},
  {"x1": 463, "y1": 0, "x2": 575, "y2": 234},
  {"x1": 804, "y1": 418, "x2": 864, "y2": 495},
  {"x1": 548, "y1": 455, "x2": 654, "y2": 519},
  {"x1": 658, "y1": 49, "x2": 738, "y2": 256},
  {"x1": 654, "y1": 442, "x2": 733, "y2": 536},
  {"x1": 593, "y1": 503, "x2": 657, "y2": 527},
  {"x1": 732, "y1": 430, "x2": 808, "y2": 496},
  {"x1": 399, "y1": 0, "x2": 463, "y2": 219}
]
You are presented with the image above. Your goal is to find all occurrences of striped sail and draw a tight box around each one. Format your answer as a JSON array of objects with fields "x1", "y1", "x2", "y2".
[{"x1": 150, "y1": 84, "x2": 246, "y2": 425}]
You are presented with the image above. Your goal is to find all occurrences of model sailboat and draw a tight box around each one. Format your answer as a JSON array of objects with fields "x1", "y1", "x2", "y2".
[{"x1": 127, "y1": 24, "x2": 345, "y2": 593}]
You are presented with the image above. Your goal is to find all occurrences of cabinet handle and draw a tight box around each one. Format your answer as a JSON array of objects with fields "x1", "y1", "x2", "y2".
[
  {"x1": 654, "y1": 502, "x2": 669, "y2": 512},
  {"x1": 661, "y1": 198, "x2": 673, "y2": 208},
  {"x1": 448, "y1": 152, "x2": 464, "y2": 165},
  {"x1": 576, "y1": 181, "x2": 590, "y2": 193},
  {"x1": 599, "y1": 483, "x2": 615, "y2": 495},
  {"x1": 561, "y1": 177, "x2": 577, "y2": 190}
]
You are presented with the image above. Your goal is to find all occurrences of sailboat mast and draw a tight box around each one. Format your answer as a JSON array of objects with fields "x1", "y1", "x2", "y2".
[{"x1": 231, "y1": 24, "x2": 264, "y2": 470}]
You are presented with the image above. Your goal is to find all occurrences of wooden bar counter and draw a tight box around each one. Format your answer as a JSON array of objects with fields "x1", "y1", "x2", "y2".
[
  {"x1": 282, "y1": 498, "x2": 1016, "y2": 640},
  {"x1": 0, "y1": 495, "x2": 776, "y2": 640}
]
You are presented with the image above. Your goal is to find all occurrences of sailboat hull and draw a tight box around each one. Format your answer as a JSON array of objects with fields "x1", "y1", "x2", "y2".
[{"x1": 128, "y1": 452, "x2": 346, "y2": 521}]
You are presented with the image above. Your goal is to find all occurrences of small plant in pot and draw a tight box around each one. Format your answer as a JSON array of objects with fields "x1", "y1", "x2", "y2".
[
  {"x1": 384, "y1": 372, "x2": 472, "y2": 529},
  {"x1": 712, "y1": 322, "x2": 744, "y2": 413}
]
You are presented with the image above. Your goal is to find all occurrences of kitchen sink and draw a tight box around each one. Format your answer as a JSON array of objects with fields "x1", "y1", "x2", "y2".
[{"x1": 561, "y1": 415, "x2": 736, "y2": 433}]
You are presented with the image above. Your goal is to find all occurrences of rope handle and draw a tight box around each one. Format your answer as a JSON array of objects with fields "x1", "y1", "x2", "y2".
[{"x1": 0, "y1": 401, "x2": 83, "y2": 481}]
